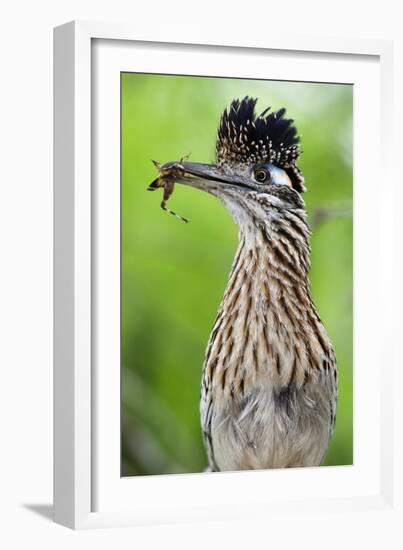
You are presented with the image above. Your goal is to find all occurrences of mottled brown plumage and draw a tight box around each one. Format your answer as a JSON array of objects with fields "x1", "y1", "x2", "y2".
[
  {"x1": 201, "y1": 201, "x2": 337, "y2": 471},
  {"x1": 151, "y1": 97, "x2": 337, "y2": 471}
]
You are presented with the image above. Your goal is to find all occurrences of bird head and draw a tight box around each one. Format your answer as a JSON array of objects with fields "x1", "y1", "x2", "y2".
[{"x1": 159, "y1": 96, "x2": 306, "y2": 230}]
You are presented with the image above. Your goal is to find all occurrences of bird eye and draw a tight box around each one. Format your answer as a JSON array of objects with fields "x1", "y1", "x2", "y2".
[{"x1": 254, "y1": 168, "x2": 270, "y2": 183}]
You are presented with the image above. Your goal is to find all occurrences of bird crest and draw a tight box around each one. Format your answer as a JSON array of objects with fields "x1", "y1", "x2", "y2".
[{"x1": 216, "y1": 97, "x2": 306, "y2": 192}]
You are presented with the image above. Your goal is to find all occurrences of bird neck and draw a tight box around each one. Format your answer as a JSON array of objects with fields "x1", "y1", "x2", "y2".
[
  {"x1": 232, "y1": 210, "x2": 311, "y2": 290},
  {"x1": 203, "y1": 209, "x2": 334, "y2": 397},
  {"x1": 203, "y1": 211, "x2": 319, "y2": 389}
]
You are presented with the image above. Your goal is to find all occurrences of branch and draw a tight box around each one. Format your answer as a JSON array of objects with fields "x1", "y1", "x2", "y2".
[{"x1": 309, "y1": 201, "x2": 352, "y2": 230}]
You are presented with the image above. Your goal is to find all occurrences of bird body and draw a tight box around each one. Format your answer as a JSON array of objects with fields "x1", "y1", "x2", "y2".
[
  {"x1": 201, "y1": 210, "x2": 337, "y2": 471},
  {"x1": 152, "y1": 97, "x2": 337, "y2": 471}
]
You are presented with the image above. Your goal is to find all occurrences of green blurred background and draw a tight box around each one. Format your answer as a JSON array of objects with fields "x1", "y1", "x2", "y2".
[{"x1": 121, "y1": 73, "x2": 353, "y2": 476}]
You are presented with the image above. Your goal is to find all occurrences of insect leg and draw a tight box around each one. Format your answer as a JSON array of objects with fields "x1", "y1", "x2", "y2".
[{"x1": 160, "y1": 200, "x2": 189, "y2": 223}]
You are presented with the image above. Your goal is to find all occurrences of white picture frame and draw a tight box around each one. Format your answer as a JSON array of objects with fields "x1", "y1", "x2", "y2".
[{"x1": 54, "y1": 20, "x2": 397, "y2": 530}]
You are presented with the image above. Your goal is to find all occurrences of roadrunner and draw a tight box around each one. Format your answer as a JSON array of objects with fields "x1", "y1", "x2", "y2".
[{"x1": 152, "y1": 97, "x2": 337, "y2": 471}]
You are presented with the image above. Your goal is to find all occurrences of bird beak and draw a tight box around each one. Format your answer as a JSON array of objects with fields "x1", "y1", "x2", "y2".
[{"x1": 159, "y1": 161, "x2": 254, "y2": 193}]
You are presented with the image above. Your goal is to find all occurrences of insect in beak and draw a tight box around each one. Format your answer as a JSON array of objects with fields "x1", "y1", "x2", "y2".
[{"x1": 147, "y1": 156, "x2": 191, "y2": 223}]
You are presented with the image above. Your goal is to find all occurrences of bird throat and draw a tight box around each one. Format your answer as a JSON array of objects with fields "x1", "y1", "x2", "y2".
[{"x1": 203, "y1": 215, "x2": 327, "y2": 397}]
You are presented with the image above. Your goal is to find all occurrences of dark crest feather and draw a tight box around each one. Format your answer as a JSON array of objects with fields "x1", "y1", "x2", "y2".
[{"x1": 216, "y1": 97, "x2": 305, "y2": 192}]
